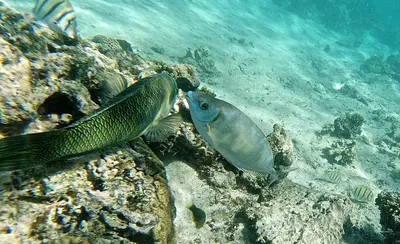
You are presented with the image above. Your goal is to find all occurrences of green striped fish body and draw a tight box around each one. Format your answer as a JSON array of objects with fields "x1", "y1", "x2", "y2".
[
  {"x1": 349, "y1": 185, "x2": 375, "y2": 203},
  {"x1": 0, "y1": 73, "x2": 177, "y2": 171},
  {"x1": 33, "y1": 0, "x2": 78, "y2": 39}
]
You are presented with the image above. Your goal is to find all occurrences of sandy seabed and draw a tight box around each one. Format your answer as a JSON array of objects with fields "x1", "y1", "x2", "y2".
[{"x1": 6, "y1": 0, "x2": 400, "y2": 242}]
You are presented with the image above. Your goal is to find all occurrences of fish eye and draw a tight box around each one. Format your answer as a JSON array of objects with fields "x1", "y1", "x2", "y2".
[{"x1": 200, "y1": 102, "x2": 209, "y2": 110}]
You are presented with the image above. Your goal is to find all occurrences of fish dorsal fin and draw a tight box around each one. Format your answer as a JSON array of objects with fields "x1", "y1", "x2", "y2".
[
  {"x1": 99, "y1": 73, "x2": 128, "y2": 106},
  {"x1": 145, "y1": 113, "x2": 182, "y2": 142}
]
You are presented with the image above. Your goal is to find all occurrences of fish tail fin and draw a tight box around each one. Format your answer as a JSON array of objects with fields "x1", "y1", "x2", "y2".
[
  {"x1": 268, "y1": 170, "x2": 279, "y2": 187},
  {"x1": 268, "y1": 167, "x2": 298, "y2": 187},
  {"x1": 0, "y1": 131, "x2": 60, "y2": 171}
]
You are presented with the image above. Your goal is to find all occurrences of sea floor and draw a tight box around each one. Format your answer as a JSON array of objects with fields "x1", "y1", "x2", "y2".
[{"x1": 6, "y1": 0, "x2": 400, "y2": 243}]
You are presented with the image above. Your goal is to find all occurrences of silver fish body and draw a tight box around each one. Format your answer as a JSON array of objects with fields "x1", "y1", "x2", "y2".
[
  {"x1": 349, "y1": 185, "x2": 375, "y2": 203},
  {"x1": 322, "y1": 170, "x2": 343, "y2": 184},
  {"x1": 186, "y1": 91, "x2": 277, "y2": 184},
  {"x1": 33, "y1": 0, "x2": 78, "y2": 39}
]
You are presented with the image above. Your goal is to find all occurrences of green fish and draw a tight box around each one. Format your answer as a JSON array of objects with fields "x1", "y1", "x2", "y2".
[
  {"x1": 187, "y1": 203, "x2": 206, "y2": 229},
  {"x1": 186, "y1": 91, "x2": 278, "y2": 185},
  {"x1": 0, "y1": 73, "x2": 181, "y2": 171}
]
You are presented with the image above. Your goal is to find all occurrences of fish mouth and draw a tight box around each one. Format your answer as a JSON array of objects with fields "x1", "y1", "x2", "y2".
[{"x1": 185, "y1": 91, "x2": 194, "y2": 102}]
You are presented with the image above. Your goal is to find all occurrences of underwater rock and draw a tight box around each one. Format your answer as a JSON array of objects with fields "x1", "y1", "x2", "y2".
[
  {"x1": 384, "y1": 54, "x2": 400, "y2": 81},
  {"x1": 91, "y1": 35, "x2": 146, "y2": 74},
  {"x1": 361, "y1": 55, "x2": 385, "y2": 74},
  {"x1": 150, "y1": 45, "x2": 165, "y2": 55},
  {"x1": 266, "y1": 124, "x2": 294, "y2": 168},
  {"x1": 178, "y1": 46, "x2": 218, "y2": 75},
  {"x1": 161, "y1": 124, "x2": 352, "y2": 243},
  {"x1": 0, "y1": 37, "x2": 35, "y2": 125},
  {"x1": 376, "y1": 191, "x2": 400, "y2": 244},
  {"x1": 335, "y1": 34, "x2": 363, "y2": 49},
  {"x1": 0, "y1": 141, "x2": 175, "y2": 243},
  {"x1": 388, "y1": 121, "x2": 400, "y2": 143},
  {"x1": 156, "y1": 64, "x2": 200, "y2": 92},
  {"x1": 322, "y1": 139, "x2": 357, "y2": 166},
  {"x1": 361, "y1": 54, "x2": 400, "y2": 81},
  {"x1": 323, "y1": 44, "x2": 330, "y2": 53},
  {"x1": 245, "y1": 181, "x2": 352, "y2": 243},
  {"x1": 0, "y1": 4, "x2": 103, "y2": 134},
  {"x1": 332, "y1": 112, "x2": 365, "y2": 139},
  {"x1": 0, "y1": 4, "x2": 177, "y2": 243}
]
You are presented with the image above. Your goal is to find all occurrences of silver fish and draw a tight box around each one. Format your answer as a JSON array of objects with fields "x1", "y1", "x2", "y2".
[
  {"x1": 186, "y1": 91, "x2": 278, "y2": 185},
  {"x1": 33, "y1": 0, "x2": 78, "y2": 39},
  {"x1": 349, "y1": 185, "x2": 375, "y2": 203}
]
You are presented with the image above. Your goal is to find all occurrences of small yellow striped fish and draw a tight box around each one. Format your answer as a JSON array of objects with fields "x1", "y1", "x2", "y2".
[
  {"x1": 321, "y1": 170, "x2": 343, "y2": 184},
  {"x1": 33, "y1": 0, "x2": 78, "y2": 39},
  {"x1": 349, "y1": 185, "x2": 375, "y2": 203}
]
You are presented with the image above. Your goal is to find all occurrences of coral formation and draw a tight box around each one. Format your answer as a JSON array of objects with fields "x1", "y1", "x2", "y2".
[
  {"x1": 267, "y1": 124, "x2": 294, "y2": 168},
  {"x1": 361, "y1": 54, "x2": 385, "y2": 74},
  {"x1": 156, "y1": 64, "x2": 200, "y2": 92},
  {"x1": 0, "y1": 3, "x2": 364, "y2": 243},
  {"x1": 376, "y1": 191, "x2": 400, "y2": 244},
  {"x1": 0, "y1": 142, "x2": 175, "y2": 243},
  {"x1": 322, "y1": 139, "x2": 357, "y2": 166},
  {"x1": 361, "y1": 54, "x2": 400, "y2": 81},
  {"x1": 332, "y1": 113, "x2": 365, "y2": 139},
  {"x1": 178, "y1": 46, "x2": 218, "y2": 75}
]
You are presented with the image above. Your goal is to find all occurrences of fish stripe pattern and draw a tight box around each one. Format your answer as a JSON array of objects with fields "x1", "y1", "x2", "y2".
[
  {"x1": 350, "y1": 185, "x2": 375, "y2": 203},
  {"x1": 42, "y1": 1, "x2": 64, "y2": 20},
  {"x1": 33, "y1": 0, "x2": 78, "y2": 39}
]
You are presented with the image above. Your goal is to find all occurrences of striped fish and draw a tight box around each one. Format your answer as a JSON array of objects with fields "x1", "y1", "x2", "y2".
[
  {"x1": 322, "y1": 170, "x2": 343, "y2": 184},
  {"x1": 33, "y1": 0, "x2": 78, "y2": 39},
  {"x1": 349, "y1": 185, "x2": 375, "y2": 203}
]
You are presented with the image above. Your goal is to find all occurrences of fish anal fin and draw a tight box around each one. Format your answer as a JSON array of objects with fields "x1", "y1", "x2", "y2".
[{"x1": 145, "y1": 113, "x2": 182, "y2": 142}]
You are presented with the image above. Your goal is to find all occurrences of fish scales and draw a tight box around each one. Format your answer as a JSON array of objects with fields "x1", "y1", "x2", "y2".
[
  {"x1": 0, "y1": 73, "x2": 177, "y2": 171},
  {"x1": 186, "y1": 91, "x2": 277, "y2": 184}
]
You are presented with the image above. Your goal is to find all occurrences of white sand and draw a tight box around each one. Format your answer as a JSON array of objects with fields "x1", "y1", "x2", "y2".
[{"x1": 6, "y1": 0, "x2": 400, "y2": 240}]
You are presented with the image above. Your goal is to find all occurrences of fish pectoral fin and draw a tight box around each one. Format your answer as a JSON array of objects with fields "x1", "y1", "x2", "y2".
[
  {"x1": 99, "y1": 73, "x2": 128, "y2": 105},
  {"x1": 144, "y1": 113, "x2": 182, "y2": 142}
]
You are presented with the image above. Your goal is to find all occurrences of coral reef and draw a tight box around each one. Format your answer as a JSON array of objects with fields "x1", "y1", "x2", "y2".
[
  {"x1": 322, "y1": 139, "x2": 357, "y2": 166},
  {"x1": 156, "y1": 64, "x2": 200, "y2": 92},
  {"x1": 361, "y1": 54, "x2": 385, "y2": 74},
  {"x1": 319, "y1": 113, "x2": 364, "y2": 142},
  {"x1": 266, "y1": 123, "x2": 294, "y2": 168},
  {"x1": 361, "y1": 54, "x2": 400, "y2": 81},
  {"x1": 0, "y1": 3, "x2": 363, "y2": 243},
  {"x1": 178, "y1": 46, "x2": 218, "y2": 75},
  {"x1": 388, "y1": 120, "x2": 400, "y2": 143},
  {"x1": 376, "y1": 191, "x2": 400, "y2": 244},
  {"x1": 332, "y1": 113, "x2": 365, "y2": 139},
  {"x1": 0, "y1": 141, "x2": 175, "y2": 243}
]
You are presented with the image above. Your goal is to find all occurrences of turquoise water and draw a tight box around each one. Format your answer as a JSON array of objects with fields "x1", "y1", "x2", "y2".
[{"x1": 1, "y1": 0, "x2": 400, "y2": 243}]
